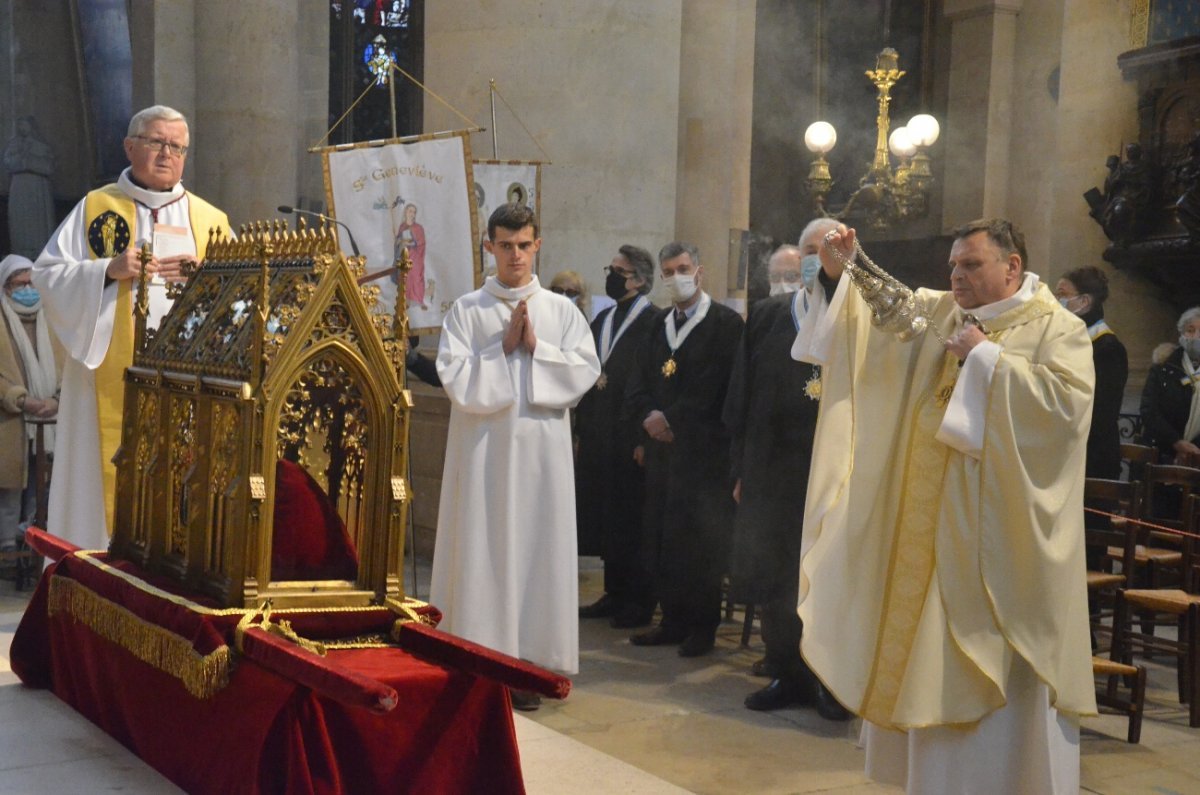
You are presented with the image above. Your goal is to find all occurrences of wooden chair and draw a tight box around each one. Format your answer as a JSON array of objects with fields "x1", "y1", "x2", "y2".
[
  {"x1": 1120, "y1": 442, "x2": 1159, "y2": 484},
  {"x1": 721, "y1": 575, "x2": 757, "y2": 648},
  {"x1": 1084, "y1": 478, "x2": 1140, "y2": 650},
  {"x1": 1110, "y1": 493, "x2": 1200, "y2": 727},
  {"x1": 1117, "y1": 464, "x2": 1200, "y2": 590},
  {"x1": 1093, "y1": 656, "x2": 1147, "y2": 743}
]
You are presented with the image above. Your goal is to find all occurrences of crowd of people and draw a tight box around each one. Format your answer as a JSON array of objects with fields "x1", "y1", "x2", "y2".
[{"x1": 0, "y1": 102, "x2": 1188, "y2": 793}]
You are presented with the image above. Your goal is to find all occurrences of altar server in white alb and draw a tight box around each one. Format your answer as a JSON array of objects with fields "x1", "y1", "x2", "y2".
[
  {"x1": 33, "y1": 105, "x2": 230, "y2": 549},
  {"x1": 432, "y1": 203, "x2": 600, "y2": 694},
  {"x1": 793, "y1": 219, "x2": 1095, "y2": 794}
]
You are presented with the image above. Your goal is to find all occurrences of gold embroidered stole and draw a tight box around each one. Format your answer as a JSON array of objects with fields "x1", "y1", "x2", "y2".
[
  {"x1": 82, "y1": 186, "x2": 226, "y2": 533},
  {"x1": 860, "y1": 352, "x2": 956, "y2": 723},
  {"x1": 858, "y1": 289, "x2": 1056, "y2": 724}
]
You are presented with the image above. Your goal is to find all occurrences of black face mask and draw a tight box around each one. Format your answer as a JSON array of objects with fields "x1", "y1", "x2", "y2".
[{"x1": 605, "y1": 269, "x2": 630, "y2": 300}]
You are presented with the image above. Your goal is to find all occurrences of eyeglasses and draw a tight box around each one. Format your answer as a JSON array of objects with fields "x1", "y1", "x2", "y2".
[
  {"x1": 551, "y1": 287, "x2": 581, "y2": 298},
  {"x1": 768, "y1": 271, "x2": 803, "y2": 283},
  {"x1": 133, "y1": 136, "x2": 188, "y2": 158},
  {"x1": 604, "y1": 265, "x2": 635, "y2": 278}
]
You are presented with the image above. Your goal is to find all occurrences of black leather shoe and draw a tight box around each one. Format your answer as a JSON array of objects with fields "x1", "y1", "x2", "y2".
[
  {"x1": 579, "y1": 593, "x2": 620, "y2": 619},
  {"x1": 677, "y1": 630, "x2": 716, "y2": 657},
  {"x1": 509, "y1": 688, "x2": 542, "y2": 711},
  {"x1": 815, "y1": 682, "x2": 852, "y2": 721},
  {"x1": 744, "y1": 678, "x2": 809, "y2": 711},
  {"x1": 610, "y1": 605, "x2": 654, "y2": 629},
  {"x1": 630, "y1": 625, "x2": 688, "y2": 646}
]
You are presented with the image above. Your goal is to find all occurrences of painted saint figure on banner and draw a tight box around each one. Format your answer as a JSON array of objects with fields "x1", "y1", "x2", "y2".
[{"x1": 393, "y1": 202, "x2": 427, "y2": 309}]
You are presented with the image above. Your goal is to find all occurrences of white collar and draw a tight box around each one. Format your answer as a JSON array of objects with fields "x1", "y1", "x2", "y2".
[
  {"x1": 484, "y1": 274, "x2": 541, "y2": 301},
  {"x1": 117, "y1": 167, "x2": 185, "y2": 208},
  {"x1": 960, "y1": 272, "x2": 1040, "y2": 322}
]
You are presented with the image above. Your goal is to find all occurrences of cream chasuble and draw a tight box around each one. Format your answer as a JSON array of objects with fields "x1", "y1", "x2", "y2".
[
  {"x1": 431, "y1": 275, "x2": 600, "y2": 673},
  {"x1": 791, "y1": 271, "x2": 1097, "y2": 733},
  {"x1": 32, "y1": 169, "x2": 229, "y2": 549}
]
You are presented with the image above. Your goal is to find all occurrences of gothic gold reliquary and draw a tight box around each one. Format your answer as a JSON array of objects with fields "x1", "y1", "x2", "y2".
[{"x1": 110, "y1": 219, "x2": 415, "y2": 609}]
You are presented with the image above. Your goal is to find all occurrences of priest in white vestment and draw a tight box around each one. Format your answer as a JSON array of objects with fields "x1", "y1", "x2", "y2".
[
  {"x1": 32, "y1": 105, "x2": 230, "y2": 550},
  {"x1": 431, "y1": 203, "x2": 600, "y2": 692},
  {"x1": 792, "y1": 219, "x2": 1097, "y2": 794}
]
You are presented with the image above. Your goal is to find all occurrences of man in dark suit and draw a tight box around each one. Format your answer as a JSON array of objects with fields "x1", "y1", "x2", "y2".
[
  {"x1": 625, "y1": 241, "x2": 743, "y2": 657},
  {"x1": 724, "y1": 225, "x2": 848, "y2": 719},
  {"x1": 576, "y1": 245, "x2": 658, "y2": 628}
]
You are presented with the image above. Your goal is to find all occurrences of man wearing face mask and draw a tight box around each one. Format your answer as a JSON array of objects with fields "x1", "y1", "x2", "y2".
[
  {"x1": 575, "y1": 245, "x2": 658, "y2": 628},
  {"x1": 1055, "y1": 267, "x2": 1127, "y2": 477},
  {"x1": 0, "y1": 255, "x2": 63, "y2": 553},
  {"x1": 624, "y1": 241, "x2": 743, "y2": 657},
  {"x1": 764, "y1": 244, "x2": 804, "y2": 297},
  {"x1": 723, "y1": 221, "x2": 849, "y2": 717}
]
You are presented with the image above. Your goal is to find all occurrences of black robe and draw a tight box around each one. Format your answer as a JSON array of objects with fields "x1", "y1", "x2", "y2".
[
  {"x1": 624, "y1": 299, "x2": 743, "y2": 605},
  {"x1": 574, "y1": 297, "x2": 657, "y2": 560},
  {"x1": 1141, "y1": 345, "x2": 1195, "y2": 457},
  {"x1": 722, "y1": 292, "x2": 820, "y2": 604},
  {"x1": 1080, "y1": 310, "x2": 1127, "y2": 478}
]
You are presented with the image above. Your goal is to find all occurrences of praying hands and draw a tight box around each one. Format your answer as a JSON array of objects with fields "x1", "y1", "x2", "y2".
[{"x1": 502, "y1": 298, "x2": 537, "y2": 355}]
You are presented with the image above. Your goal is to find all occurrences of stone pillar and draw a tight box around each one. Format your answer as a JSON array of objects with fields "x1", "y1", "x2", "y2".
[
  {"x1": 674, "y1": 0, "x2": 757, "y2": 300},
  {"x1": 423, "y1": 1, "x2": 684, "y2": 300},
  {"x1": 130, "y1": 0, "x2": 327, "y2": 224},
  {"x1": 1050, "y1": 0, "x2": 1167, "y2": 400},
  {"x1": 940, "y1": 0, "x2": 1022, "y2": 231}
]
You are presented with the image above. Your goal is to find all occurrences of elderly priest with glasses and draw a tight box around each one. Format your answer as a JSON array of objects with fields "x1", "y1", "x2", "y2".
[{"x1": 32, "y1": 105, "x2": 230, "y2": 551}]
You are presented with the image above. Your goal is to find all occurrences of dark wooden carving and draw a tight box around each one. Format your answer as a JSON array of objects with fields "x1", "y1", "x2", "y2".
[{"x1": 1090, "y1": 35, "x2": 1200, "y2": 311}]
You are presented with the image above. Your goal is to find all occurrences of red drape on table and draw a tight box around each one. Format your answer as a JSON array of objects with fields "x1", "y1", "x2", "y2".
[{"x1": 10, "y1": 552, "x2": 526, "y2": 795}]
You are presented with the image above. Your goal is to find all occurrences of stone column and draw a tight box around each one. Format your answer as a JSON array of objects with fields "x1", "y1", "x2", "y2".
[
  {"x1": 674, "y1": 0, "x2": 757, "y2": 301},
  {"x1": 129, "y1": 0, "x2": 327, "y2": 224},
  {"x1": 940, "y1": 0, "x2": 1022, "y2": 230}
]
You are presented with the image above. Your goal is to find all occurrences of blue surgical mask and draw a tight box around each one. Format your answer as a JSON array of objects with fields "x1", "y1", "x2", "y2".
[
  {"x1": 9, "y1": 286, "x2": 39, "y2": 307},
  {"x1": 1181, "y1": 336, "x2": 1200, "y2": 362},
  {"x1": 801, "y1": 254, "x2": 821, "y2": 290}
]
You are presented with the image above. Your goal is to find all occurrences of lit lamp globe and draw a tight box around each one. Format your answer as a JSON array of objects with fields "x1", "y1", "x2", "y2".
[
  {"x1": 888, "y1": 127, "x2": 917, "y2": 158},
  {"x1": 906, "y1": 114, "x2": 940, "y2": 148},
  {"x1": 804, "y1": 121, "x2": 837, "y2": 154}
]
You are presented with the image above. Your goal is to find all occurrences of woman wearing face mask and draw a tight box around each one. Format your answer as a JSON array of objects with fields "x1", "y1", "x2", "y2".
[
  {"x1": 0, "y1": 254, "x2": 64, "y2": 553},
  {"x1": 1055, "y1": 267, "x2": 1128, "y2": 477},
  {"x1": 1140, "y1": 305, "x2": 1200, "y2": 466}
]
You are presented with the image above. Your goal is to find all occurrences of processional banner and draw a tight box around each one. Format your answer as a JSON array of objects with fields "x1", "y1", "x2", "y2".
[
  {"x1": 471, "y1": 160, "x2": 542, "y2": 278},
  {"x1": 321, "y1": 131, "x2": 480, "y2": 333}
]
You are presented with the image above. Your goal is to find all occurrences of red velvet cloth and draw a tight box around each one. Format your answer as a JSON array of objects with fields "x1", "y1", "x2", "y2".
[
  {"x1": 396, "y1": 623, "x2": 572, "y2": 700},
  {"x1": 24, "y1": 525, "x2": 79, "y2": 561},
  {"x1": 10, "y1": 557, "x2": 527, "y2": 794},
  {"x1": 272, "y1": 460, "x2": 359, "y2": 581}
]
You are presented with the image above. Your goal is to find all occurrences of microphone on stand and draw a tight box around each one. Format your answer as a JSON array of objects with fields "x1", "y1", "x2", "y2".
[{"x1": 277, "y1": 205, "x2": 361, "y2": 257}]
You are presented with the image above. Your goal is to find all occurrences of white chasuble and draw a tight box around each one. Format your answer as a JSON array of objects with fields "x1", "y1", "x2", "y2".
[
  {"x1": 431, "y1": 275, "x2": 601, "y2": 673},
  {"x1": 793, "y1": 272, "x2": 1096, "y2": 793},
  {"x1": 32, "y1": 169, "x2": 227, "y2": 550}
]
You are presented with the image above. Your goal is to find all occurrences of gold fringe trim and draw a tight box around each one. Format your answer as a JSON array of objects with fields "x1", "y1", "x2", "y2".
[{"x1": 48, "y1": 575, "x2": 231, "y2": 699}]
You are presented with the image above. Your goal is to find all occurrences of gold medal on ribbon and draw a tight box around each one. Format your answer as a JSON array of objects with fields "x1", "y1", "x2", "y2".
[
  {"x1": 804, "y1": 369, "x2": 822, "y2": 401},
  {"x1": 595, "y1": 372, "x2": 608, "y2": 390},
  {"x1": 661, "y1": 356, "x2": 677, "y2": 378}
]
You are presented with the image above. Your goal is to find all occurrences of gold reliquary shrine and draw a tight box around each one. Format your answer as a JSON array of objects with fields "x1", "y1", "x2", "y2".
[{"x1": 110, "y1": 219, "x2": 415, "y2": 609}]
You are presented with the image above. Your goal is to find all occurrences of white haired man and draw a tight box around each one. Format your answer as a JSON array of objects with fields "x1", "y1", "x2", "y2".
[{"x1": 33, "y1": 105, "x2": 230, "y2": 549}]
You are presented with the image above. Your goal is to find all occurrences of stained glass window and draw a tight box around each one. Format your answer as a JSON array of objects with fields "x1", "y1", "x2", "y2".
[{"x1": 329, "y1": 0, "x2": 423, "y2": 143}]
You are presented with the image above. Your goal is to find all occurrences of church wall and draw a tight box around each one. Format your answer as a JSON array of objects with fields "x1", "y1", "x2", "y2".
[
  {"x1": 673, "y1": 0, "x2": 757, "y2": 303},
  {"x1": 422, "y1": 0, "x2": 684, "y2": 302},
  {"x1": 1046, "y1": 0, "x2": 1171, "y2": 402},
  {"x1": 3, "y1": 1, "x2": 89, "y2": 200},
  {"x1": 129, "y1": 0, "x2": 329, "y2": 227}
]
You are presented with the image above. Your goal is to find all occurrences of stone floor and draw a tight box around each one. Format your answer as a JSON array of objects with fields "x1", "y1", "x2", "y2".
[{"x1": 1, "y1": 555, "x2": 1200, "y2": 793}]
